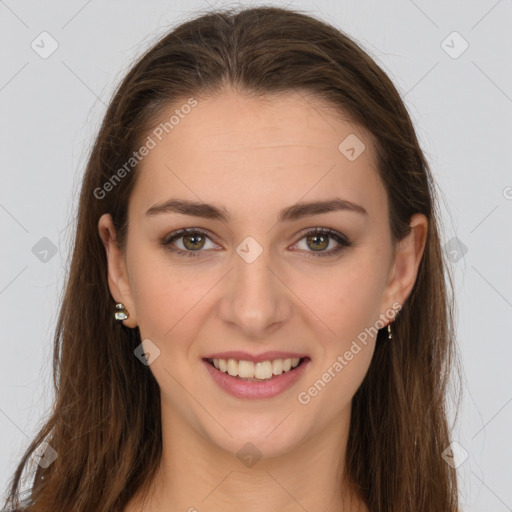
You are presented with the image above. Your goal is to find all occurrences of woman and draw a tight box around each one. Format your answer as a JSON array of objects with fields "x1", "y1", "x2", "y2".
[{"x1": 3, "y1": 5, "x2": 462, "y2": 512}]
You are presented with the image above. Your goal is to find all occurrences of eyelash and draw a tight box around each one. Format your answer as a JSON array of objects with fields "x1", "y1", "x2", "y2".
[{"x1": 160, "y1": 227, "x2": 352, "y2": 259}]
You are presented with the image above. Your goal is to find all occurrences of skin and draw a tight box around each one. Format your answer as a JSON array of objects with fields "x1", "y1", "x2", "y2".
[{"x1": 98, "y1": 86, "x2": 427, "y2": 512}]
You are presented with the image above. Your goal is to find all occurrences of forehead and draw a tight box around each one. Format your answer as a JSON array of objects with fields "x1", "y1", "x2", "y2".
[{"x1": 130, "y1": 89, "x2": 386, "y2": 223}]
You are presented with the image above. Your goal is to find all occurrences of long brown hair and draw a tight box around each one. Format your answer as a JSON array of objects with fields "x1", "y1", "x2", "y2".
[{"x1": 3, "y1": 6, "x2": 462, "y2": 511}]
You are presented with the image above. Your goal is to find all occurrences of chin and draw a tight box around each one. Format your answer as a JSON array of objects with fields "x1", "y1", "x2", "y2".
[{"x1": 203, "y1": 418, "x2": 305, "y2": 462}]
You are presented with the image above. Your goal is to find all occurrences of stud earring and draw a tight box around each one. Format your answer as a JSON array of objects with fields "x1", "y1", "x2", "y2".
[{"x1": 114, "y1": 302, "x2": 129, "y2": 321}]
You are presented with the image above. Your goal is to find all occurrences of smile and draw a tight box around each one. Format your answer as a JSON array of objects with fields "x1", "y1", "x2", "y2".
[
  {"x1": 206, "y1": 356, "x2": 304, "y2": 381},
  {"x1": 202, "y1": 357, "x2": 311, "y2": 399}
]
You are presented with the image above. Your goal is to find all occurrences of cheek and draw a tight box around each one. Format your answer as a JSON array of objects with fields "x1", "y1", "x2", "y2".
[
  {"x1": 298, "y1": 259, "x2": 386, "y2": 407},
  {"x1": 129, "y1": 250, "x2": 217, "y2": 360},
  {"x1": 127, "y1": 248, "x2": 193, "y2": 339},
  {"x1": 298, "y1": 256, "x2": 387, "y2": 344}
]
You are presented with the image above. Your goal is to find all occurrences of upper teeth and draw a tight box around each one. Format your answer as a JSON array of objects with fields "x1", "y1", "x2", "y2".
[{"x1": 211, "y1": 357, "x2": 301, "y2": 380}]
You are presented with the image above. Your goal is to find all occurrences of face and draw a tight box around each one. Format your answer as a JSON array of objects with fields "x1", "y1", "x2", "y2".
[{"x1": 99, "y1": 87, "x2": 426, "y2": 460}]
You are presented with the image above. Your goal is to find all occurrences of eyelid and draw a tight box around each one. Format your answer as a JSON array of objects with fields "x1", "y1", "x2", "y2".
[{"x1": 294, "y1": 226, "x2": 350, "y2": 245}]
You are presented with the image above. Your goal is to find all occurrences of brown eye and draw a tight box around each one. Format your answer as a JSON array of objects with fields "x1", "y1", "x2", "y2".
[
  {"x1": 305, "y1": 233, "x2": 329, "y2": 252},
  {"x1": 293, "y1": 227, "x2": 352, "y2": 259},
  {"x1": 182, "y1": 232, "x2": 206, "y2": 251},
  {"x1": 161, "y1": 228, "x2": 218, "y2": 258},
  {"x1": 161, "y1": 227, "x2": 352, "y2": 259}
]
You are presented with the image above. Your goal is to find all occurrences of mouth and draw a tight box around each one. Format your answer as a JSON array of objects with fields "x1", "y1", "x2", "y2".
[
  {"x1": 202, "y1": 355, "x2": 312, "y2": 399},
  {"x1": 203, "y1": 356, "x2": 310, "y2": 382}
]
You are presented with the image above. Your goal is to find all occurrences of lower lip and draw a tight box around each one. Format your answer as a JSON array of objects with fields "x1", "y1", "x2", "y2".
[{"x1": 202, "y1": 358, "x2": 311, "y2": 399}]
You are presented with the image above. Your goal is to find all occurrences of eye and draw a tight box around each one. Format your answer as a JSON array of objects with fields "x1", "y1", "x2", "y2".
[
  {"x1": 160, "y1": 227, "x2": 352, "y2": 259},
  {"x1": 160, "y1": 228, "x2": 219, "y2": 258},
  {"x1": 292, "y1": 227, "x2": 352, "y2": 258}
]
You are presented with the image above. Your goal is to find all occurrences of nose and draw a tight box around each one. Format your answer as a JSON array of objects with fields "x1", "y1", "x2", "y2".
[{"x1": 218, "y1": 244, "x2": 292, "y2": 339}]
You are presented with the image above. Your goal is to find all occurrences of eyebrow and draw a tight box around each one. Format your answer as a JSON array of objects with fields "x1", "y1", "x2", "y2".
[{"x1": 145, "y1": 197, "x2": 368, "y2": 222}]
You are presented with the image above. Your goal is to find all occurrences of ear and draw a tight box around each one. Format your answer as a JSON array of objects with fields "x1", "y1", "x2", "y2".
[
  {"x1": 380, "y1": 213, "x2": 428, "y2": 321},
  {"x1": 98, "y1": 213, "x2": 138, "y2": 328}
]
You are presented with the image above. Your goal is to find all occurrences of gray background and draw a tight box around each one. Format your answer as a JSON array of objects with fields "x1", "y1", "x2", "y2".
[{"x1": 1, "y1": 0, "x2": 511, "y2": 510}]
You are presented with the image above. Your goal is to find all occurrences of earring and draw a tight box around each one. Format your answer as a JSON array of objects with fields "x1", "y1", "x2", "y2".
[
  {"x1": 387, "y1": 322, "x2": 392, "y2": 340},
  {"x1": 114, "y1": 302, "x2": 129, "y2": 321}
]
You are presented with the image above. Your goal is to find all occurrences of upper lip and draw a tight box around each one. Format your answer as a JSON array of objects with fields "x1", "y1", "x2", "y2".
[{"x1": 203, "y1": 351, "x2": 309, "y2": 363}]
